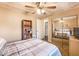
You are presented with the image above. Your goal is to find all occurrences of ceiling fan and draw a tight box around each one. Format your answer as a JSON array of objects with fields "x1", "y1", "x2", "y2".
[{"x1": 25, "y1": 2, "x2": 56, "y2": 14}]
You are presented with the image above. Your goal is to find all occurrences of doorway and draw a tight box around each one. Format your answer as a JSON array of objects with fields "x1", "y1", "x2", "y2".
[
  {"x1": 22, "y1": 20, "x2": 32, "y2": 40},
  {"x1": 44, "y1": 21, "x2": 48, "y2": 41}
]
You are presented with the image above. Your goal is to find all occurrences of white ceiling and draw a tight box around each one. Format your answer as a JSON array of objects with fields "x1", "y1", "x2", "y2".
[{"x1": 0, "y1": 2, "x2": 79, "y2": 18}]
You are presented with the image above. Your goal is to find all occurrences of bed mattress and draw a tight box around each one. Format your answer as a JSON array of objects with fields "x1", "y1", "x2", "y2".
[{"x1": 2, "y1": 39, "x2": 61, "y2": 56}]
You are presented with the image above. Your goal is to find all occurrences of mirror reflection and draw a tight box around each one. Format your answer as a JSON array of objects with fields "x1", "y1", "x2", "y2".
[{"x1": 52, "y1": 15, "x2": 78, "y2": 56}]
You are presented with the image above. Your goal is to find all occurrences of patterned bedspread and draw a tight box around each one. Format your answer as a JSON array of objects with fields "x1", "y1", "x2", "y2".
[{"x1": 3, "y1": 39, "x2": 61, "y2": 56}]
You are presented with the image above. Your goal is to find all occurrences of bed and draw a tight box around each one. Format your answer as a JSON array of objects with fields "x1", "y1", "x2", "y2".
[
  {"x1": 0, "y1": 38, "x2": 61, "y2": 56},
  {"x1": 54, "y1": 29, "x2": 70, "y2": 39}
]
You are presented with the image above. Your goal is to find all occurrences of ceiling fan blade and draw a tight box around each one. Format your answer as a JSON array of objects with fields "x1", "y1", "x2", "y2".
[
  {"x1": 32, "y1": 12, "x2": 35, "y2": 14},
  {"x1": 35, "y1": 2, "x2": 40, "y2": 7},
  {"x1": 46, "y1": 6, "x2": 56, "y2": 9},
  {"x1": 25, "y1": 5, "x2": 35, "y2": 8}
]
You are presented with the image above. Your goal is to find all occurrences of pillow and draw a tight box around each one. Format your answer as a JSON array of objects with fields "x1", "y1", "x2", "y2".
[{"x1": 0, "y1": 37, "x2": 7, "y2": 56}]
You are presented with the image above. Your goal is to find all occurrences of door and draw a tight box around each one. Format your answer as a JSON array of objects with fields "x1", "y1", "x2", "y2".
[
  {"x1": 37, "y1": 19, "x2": 42, "y2": 39},
  {"x1": 45, "y1": 22, "x2": 48, "y2": 41},
  {"x1": 22, "y1": 20, "x2": 32, "y2": 40}
]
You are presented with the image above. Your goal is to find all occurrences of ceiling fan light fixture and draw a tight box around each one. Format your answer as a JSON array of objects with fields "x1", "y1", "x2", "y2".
[
  {"x1": 41, "y1": 9, "x2": 45, "y2": 13},
  {"x1": 36, "y1": 8, "x2": 45, "y2": 15},
  {"x1": 37, "y1": 8, "x2": 41, "y2": 15}
]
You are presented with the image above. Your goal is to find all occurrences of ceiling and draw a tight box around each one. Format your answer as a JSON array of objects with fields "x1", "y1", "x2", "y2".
[{"x1": 0, "y1": 2, "x2": 79, "y2": 18}]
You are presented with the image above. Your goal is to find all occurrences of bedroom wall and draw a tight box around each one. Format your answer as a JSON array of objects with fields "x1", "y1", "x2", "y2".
[
  {"x1": 45, "y1": 16, "x2": 53, "y2": 42},
  {"x1": 0, "y1": 5, "x2": 36, "y2": 42}
]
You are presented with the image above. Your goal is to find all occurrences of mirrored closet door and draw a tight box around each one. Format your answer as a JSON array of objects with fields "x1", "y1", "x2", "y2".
[{"x1": 52, "y1": 15, "x2": 78, "y2": 56}]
